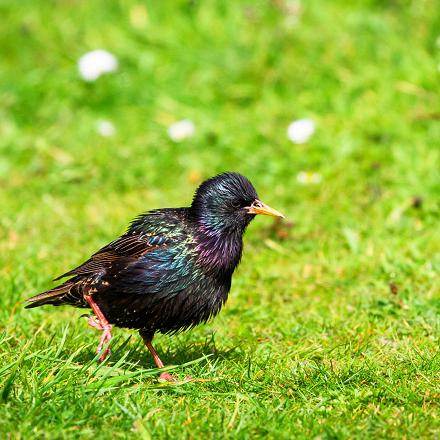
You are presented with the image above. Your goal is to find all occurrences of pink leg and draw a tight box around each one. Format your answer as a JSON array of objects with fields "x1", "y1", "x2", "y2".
[
  {"x1": 84, "y1": 294, "x2": 112, "y2": 362},
  {"x1": 140, "y1": 333, "x2": 177, "y2": 382}
]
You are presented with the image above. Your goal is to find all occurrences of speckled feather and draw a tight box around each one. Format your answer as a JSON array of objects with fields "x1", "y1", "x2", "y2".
[{"x1": 25, "y1": 173, "x2": 259, "y2": 338}]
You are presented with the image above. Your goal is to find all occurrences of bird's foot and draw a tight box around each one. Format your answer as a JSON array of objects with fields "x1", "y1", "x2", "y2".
[
  {"x1": 140, "y1": 334, "x2": 192, "y2": 383},
  {"x1": 84, "y1": 314, "x2": 104, "y2": 330},
  {"x1": 158, "y1": 372, "x2": 178, "y2": 382},
  {"x1": 81, "y1": 314, "x2": 112, "y2": 361},
  {"x1": 158, "y1": 372, "x2": 194, "y2": 383},
  {"x1": 83, "y1": 294, "x2": 113, "y2": 362},
  {"x1": 97, "y1": 326, "x2": 112, "y2": 362}
]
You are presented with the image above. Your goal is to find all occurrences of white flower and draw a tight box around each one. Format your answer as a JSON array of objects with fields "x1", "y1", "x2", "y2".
[
  {"x1": 287, "y1": 118, "x2": 315, "y2": 144},
  {"x1": 168, "y1": 120, "x2": 195, "y2": 142},
  {"x1": 78, "y1": 50, "x2": 118, "y2": 81},
  {"x1": 296, "y1": 171, "x2": 322, "y2": 185},
  {"x1": 96, "y1": 120, "x2": 115, "y2": 137}
]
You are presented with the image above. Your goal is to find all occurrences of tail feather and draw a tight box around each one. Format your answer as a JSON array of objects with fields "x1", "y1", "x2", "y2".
[{"x1": 25, "y1": 282, "x2": 79, "y2": 308}]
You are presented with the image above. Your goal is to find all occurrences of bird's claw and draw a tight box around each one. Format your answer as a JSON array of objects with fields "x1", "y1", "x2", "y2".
[
  {"x1": 97, "y1": 328, "x2": 112, "y2": 362},
  {"x1": 88, "y1": 316, "x2": 105, "y2": 331},
  {"x1": 81, "y1": 313, "x2": 111, "y2": 360},
  {"x1": 81, "y1": 314, "x2": 104, "y2": 330},
  {"x1": 82, "y1": 294, "x2": 113, "y2": 363},
  {"x1": 158, "y1": 372, "x2": 194, "y2": 383},
  {"x1": 158, "y1": 372, "x2": 179, "y2": 382}
]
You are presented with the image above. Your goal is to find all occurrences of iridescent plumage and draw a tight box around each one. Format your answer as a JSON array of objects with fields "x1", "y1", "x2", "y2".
[{"x1": 26, "y1": 172, "x2": 283, "y2": 380}]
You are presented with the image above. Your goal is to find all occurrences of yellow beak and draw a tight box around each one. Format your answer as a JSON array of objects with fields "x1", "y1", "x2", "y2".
[{"x1": 247, "y1": 200, "x2": 285, "y2": 218}]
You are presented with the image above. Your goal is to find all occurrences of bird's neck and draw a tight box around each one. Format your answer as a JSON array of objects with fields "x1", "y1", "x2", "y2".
[{"x1": 194, "y1": 224, "x2": 244, "y2": 275}]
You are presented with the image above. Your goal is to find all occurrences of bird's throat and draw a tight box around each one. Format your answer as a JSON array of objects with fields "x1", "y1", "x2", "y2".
[{"x1": 195, "y1": 226, "x2": 244, "y2": 275}]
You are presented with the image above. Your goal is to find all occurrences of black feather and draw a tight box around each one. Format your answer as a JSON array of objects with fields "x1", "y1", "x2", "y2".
[{"x1": 25, "y1": 173, "x2": 266, "y2": 338}]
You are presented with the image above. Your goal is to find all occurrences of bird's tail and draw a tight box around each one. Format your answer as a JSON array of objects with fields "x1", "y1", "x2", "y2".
[{"x1": 25, "y1": 282, "x2": 77, "y2": 309}]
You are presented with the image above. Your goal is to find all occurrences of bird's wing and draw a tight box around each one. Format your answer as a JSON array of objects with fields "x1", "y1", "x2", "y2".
[
  {"x1": 26, "y1": 209, "x2": 201, "y2": 308},
  {"x1": 53, "y1": 231, "x2": 172, "y2": 281},
  {"x1": 53, "y1": 209, "x2": 200, "y2": 294}
]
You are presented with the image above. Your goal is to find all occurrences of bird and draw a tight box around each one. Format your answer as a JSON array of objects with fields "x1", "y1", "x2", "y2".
[{"x1": 25, "y1": 172, "x2": 284, "y2": 381}]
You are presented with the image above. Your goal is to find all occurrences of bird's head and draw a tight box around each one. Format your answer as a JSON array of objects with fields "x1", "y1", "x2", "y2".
[{"x1": 190, "y1": 172, "x2": 284, "y2": 234}]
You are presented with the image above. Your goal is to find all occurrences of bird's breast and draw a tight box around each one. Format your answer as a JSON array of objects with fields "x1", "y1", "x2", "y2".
[
  {"x1": 194, "y1": 230, "x2": 244, "y2": 276},
  {"x1": 94, "y1": 271, "x2": 231, "y2": 334}
]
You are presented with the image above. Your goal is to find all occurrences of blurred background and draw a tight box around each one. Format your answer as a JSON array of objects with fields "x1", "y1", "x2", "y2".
[
  {"x1": 2, "y1": 0, "x2": 439, "y2": 233},
  {"x1": 0, "y1": 0, "x2": 439, "y2": 437},
  {"x1": 2, "y1": 0, "x2": 438, "y2": 288}
]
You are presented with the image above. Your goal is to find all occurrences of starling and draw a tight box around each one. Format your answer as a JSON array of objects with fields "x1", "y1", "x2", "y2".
[{"x1": 26, "y1": 172, "x2": 284, "y2": 381}]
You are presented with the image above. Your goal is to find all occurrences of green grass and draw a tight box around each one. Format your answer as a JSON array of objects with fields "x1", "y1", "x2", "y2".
[{"x1": 1, "y1": 0, "x2": 439, "y2": 438}]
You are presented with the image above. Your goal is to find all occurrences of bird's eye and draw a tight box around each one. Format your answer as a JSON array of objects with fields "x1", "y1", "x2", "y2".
[{"x1": 252, "y1": 200, "x2": 263, "y2": 208}]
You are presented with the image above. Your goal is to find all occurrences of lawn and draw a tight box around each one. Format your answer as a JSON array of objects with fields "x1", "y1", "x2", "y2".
[{"x1": 1, "y1": 0, "x2": 439, "y2": 438}]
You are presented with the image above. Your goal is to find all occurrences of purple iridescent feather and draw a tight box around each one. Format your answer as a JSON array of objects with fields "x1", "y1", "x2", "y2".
[{"x1": 25, "y1": 173, "x2": 260, "y2": 338}]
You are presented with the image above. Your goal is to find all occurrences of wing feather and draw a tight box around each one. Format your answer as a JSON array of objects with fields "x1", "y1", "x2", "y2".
[{"x1": 53, "y1": 233, "x2": 171, "y2": 281}]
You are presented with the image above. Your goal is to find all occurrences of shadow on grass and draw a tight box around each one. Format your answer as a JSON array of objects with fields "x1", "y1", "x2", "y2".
[{"x1": 70, "y1": 331, "x2": 245, "y2": 372}]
